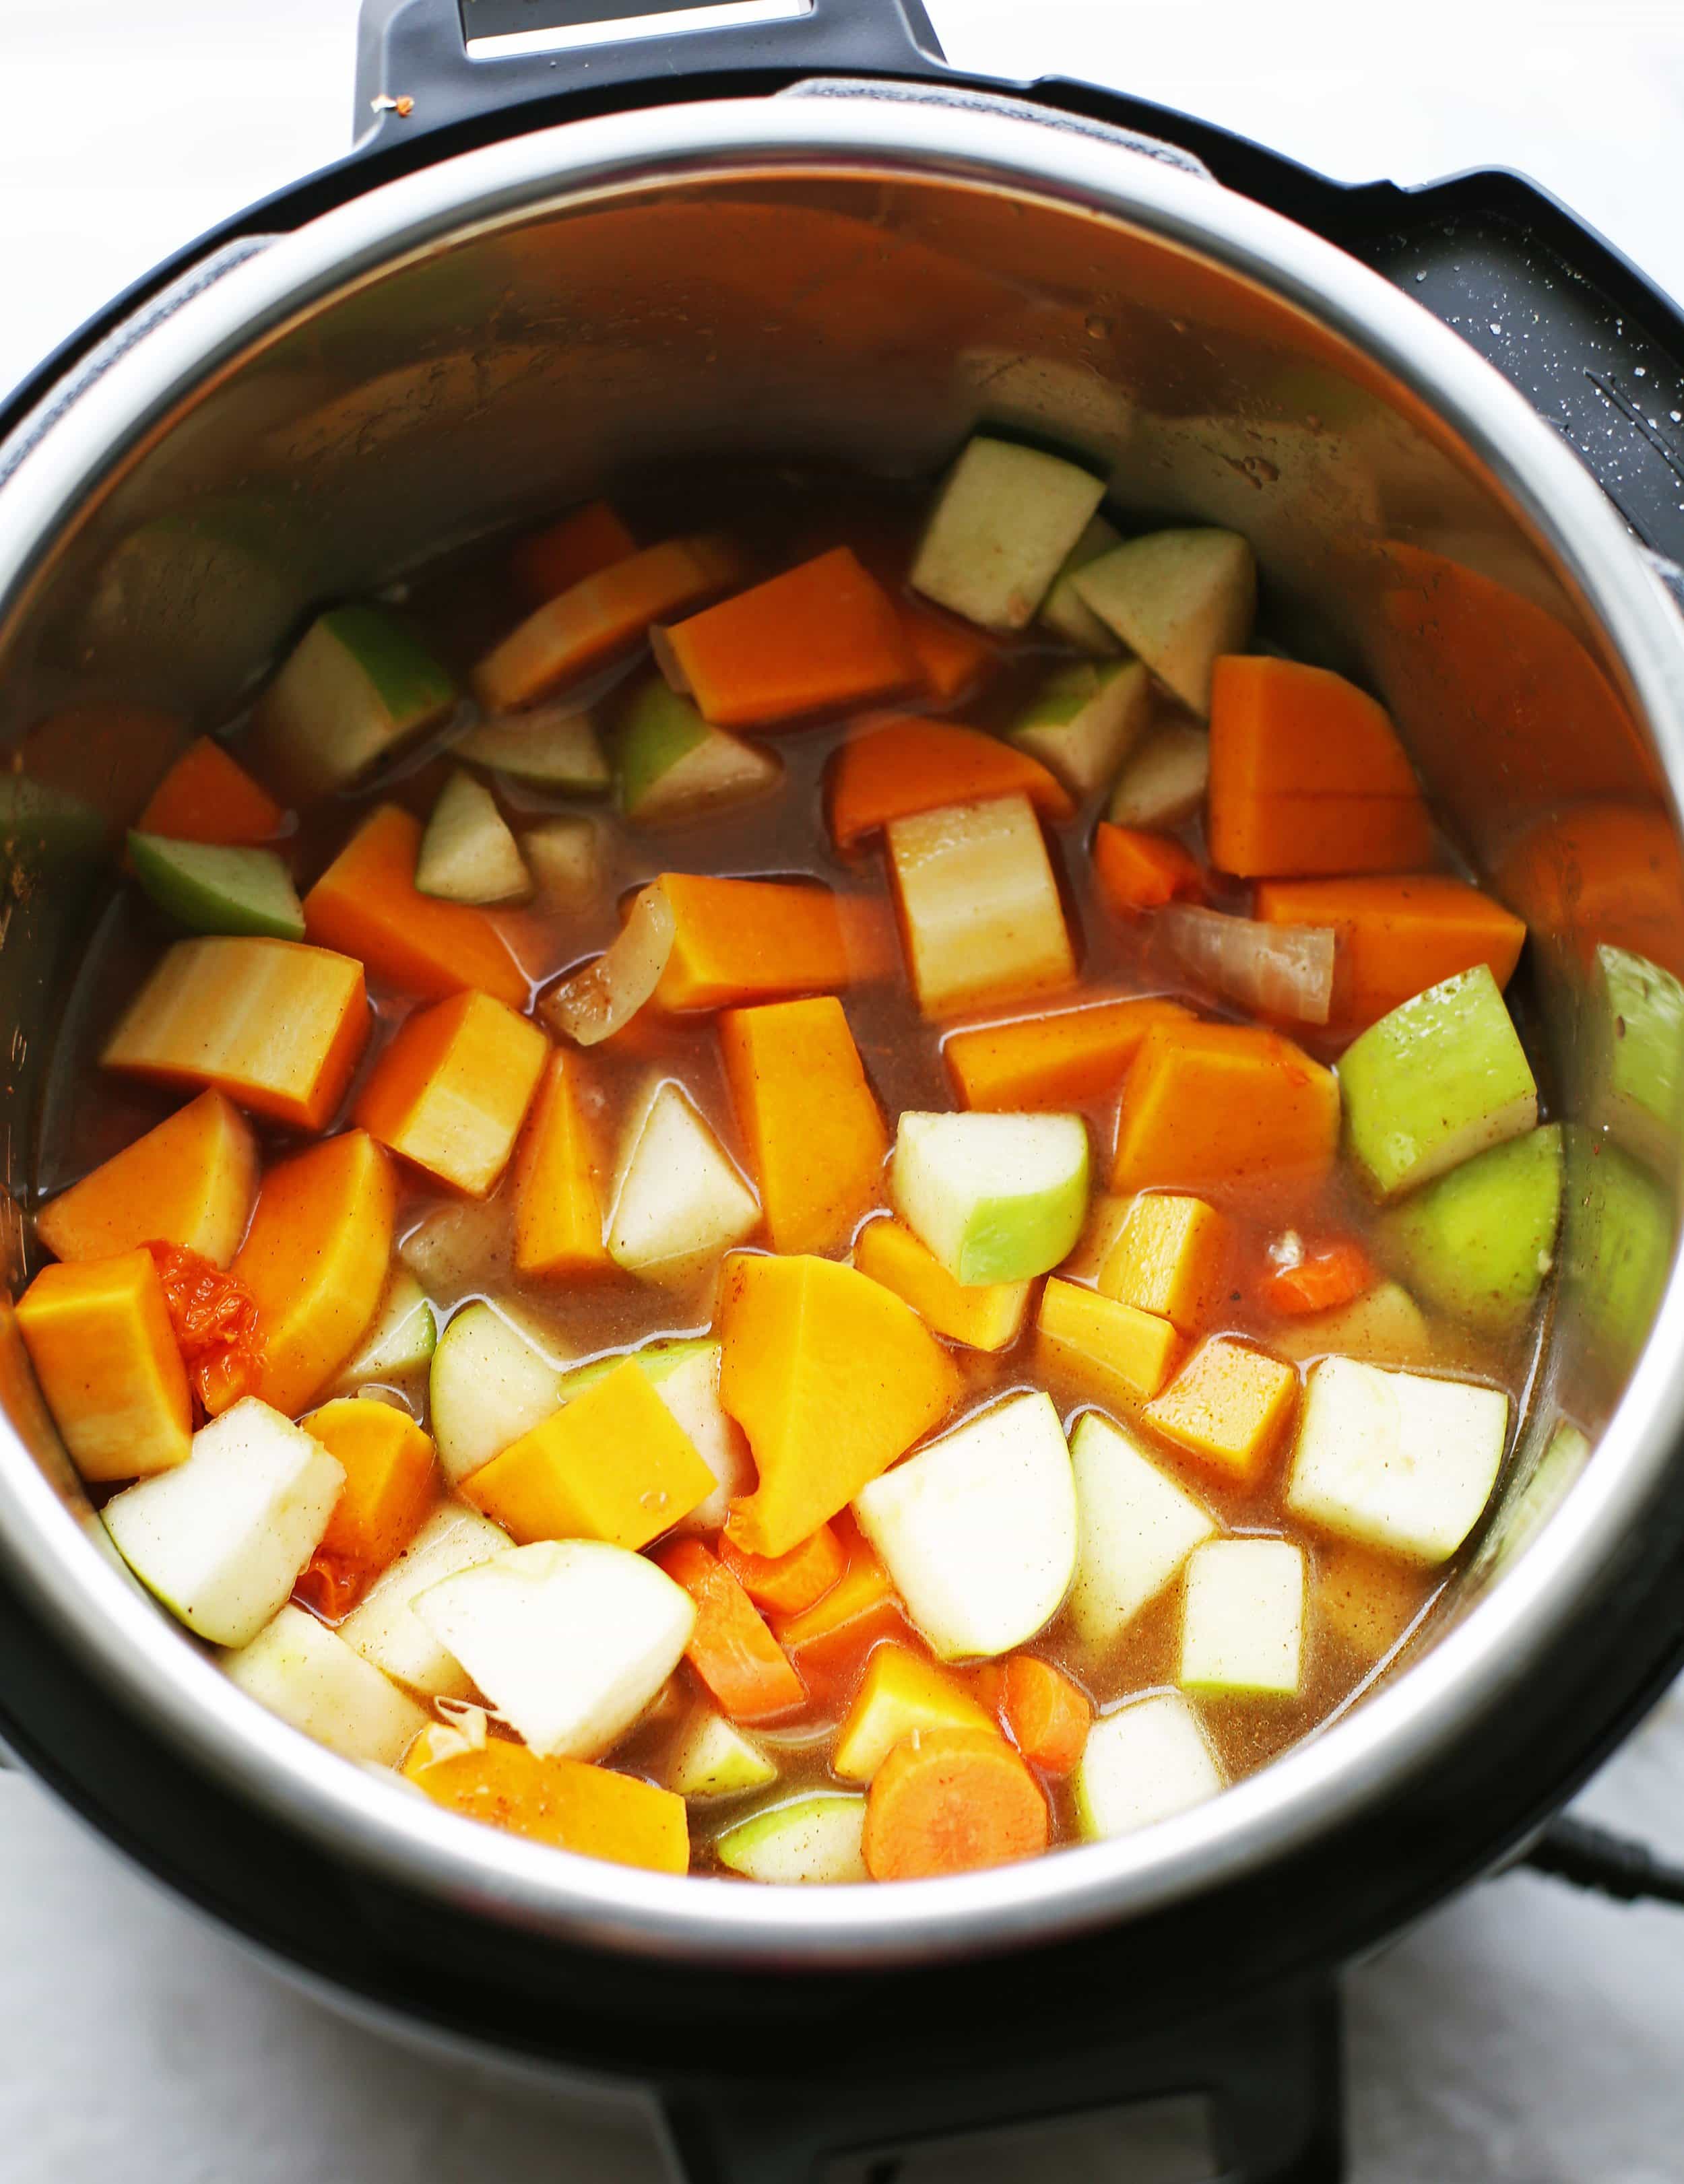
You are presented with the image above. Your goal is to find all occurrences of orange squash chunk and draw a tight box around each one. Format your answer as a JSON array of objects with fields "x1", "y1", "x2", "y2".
[
  {"x1": 232, "y1": 1131, "x2": 397, "y2": 1416},
  {"x1": 15, "y1": 1249, "x2": 191, "y2": 1482},
  {"x1": 513, "y1": 1050, "x2": 610, "y2": 1278},
  {"x1": 1035, "y1": 1277, "x2": 1183, "y2": 1406},
  {"x1": 719, "y1": 996, "x2": 887, "y2": 1255},
  {"x1": 404, "y1": 1738, "x2": 688, "y2": 1873},
  {"x1": 308, "y1": 1397, "x2": 436, "y2": 1573},
  {"x1": 655, "y1": 873, "x2": 853, "y2": 1013},
  {"x1": 356, "y1": 989, "x2": 548, "y2": 1198},
  {"x1": 771, "y1": 1514, "x2": 907, "y2": 1707},
  {"x1": 511, "y1": 500, "x2": 636, "y2": 607},
  {"x1": 719, "y1": 1521, "x2": 845, "y2": 1618},
  {"x1": 1143, "y1": 1336, "x2": 1297, "y2": 1482},
  {"x1": 1092, "y1": 824, "x2": 1204, "y2": 915},
  {"x1": 1252, "y1": 874, "x2": 1527, "y2": 1028},
  {"x1": 827, "y1": 716, "x2": 1074, "y2": 850},
  {"x1": 853, "y1": 1218, "x2": 1030, "y2": 1354},
  {"x1": 35, "y1": 1089, "x2": 257, "y2": 1269},
  {"x1": 943, "y1": 996, "x2": 1192, "y2": 1110},
  {"x1": 1113, "y1": 1021, "x2": 1339, "y2": 1193},
  {"x1": 719, "y1": 1252, "x2": 958, "y2": 1558},
  {"x1": 1097, "y1": 1192, "x2": 1234, "y2": 1337},
  {"x1": 135, "y1": 736, "x2": 286, "y2": 846},
  {"x1": 655, "y1": 1537, "x2": 807, "y2": 1721},
  {"x1": 896, "y1": 597, "x2": 997, "y2": 704},
  {"x1": 303, "y1": 805, "x2": 527, "y2": 1009}
]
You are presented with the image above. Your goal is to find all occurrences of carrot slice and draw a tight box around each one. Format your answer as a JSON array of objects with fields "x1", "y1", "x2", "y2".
[
  {"x1": 827, "y1": 717, "x2": 1074, "y2": 850},
  {"x1": 1252, "y1": 874, "x2": 1526, "y2": 1028},
  {"x1": 862, "y1": 1726, "x2": 1048, "y2": 1880},
  {"x1": 996, "y1": 1657, "x2": 1091, "y2": 1775},
  {"x1": 136, "y1": 737, "x2": 286, "y2": 846},
  {"x1": 896, "y1": 597, "x2": 996, "y2": 704},
  {"x1": 718, "y1": 996, "x2": 887, "y2": 1254},
  {"x1": 719, "y1": 1522, "x2": 846, "y2": 1618},
  {"x1": 510, "y1": 501, "x2": 636, "y2": 607},
  {"x1": 942, "y1": 996, "x2": 1192, "y2": 1110},
  {"x1": 771, "y1": 1514, "x2": 907, "y2": 1707},
  {"x1": 1093, "y1": 824, "x2": 1204, "y2": 915},
  {"x1": 1255, "y1": 1237, "x2": 1375, "y2": 1318},
  {"x1": 1112, "y1": 1020, "x2": 1340, "y2": 1193},
  {"x1": 655, "y1": 873, "x2": 853, "y2": 1013},
  {"x1": 655, "y1": 1538, "x2": 807, "y2": 1722}
]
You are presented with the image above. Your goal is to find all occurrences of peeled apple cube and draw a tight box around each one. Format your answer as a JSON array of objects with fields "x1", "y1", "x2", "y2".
[
  {"x1": 1070, "y1": 529, "x2": 1256, "y2": 719},
  {"x1": 715, "y1": 1793, "x2": 869, "y2": 1884},
  {"x1": 1177, "y1": 1537, "x2": 1305, "y2": 1697},
  {"x1": 334, "y1": 1268, "x2": 436, "y2": 1391},
  {"x1": 663, "y1": 1707, "x2": 777, "y2": 1800},
  {"x1": 453, "y1": 702, "x2": 610, "y2": 793},
  {"x1": 1075, "y1": 1693, "x2": 1224, "y2": 1841},
  {"x1": 911, "y1": 436, "x2": 1106, "y2": 631},
  {"x1": 852, "y1": 1390, "x2": 1078, "y2": 1661},
  {"x1": 428, "y1": 1301, "x2": 566, "y2": 1484},
  {"x1": 224, "y1": 1602, "x2": 428, "y2": 1765},
  {"x1": 338, "y1": 1504, "x2": 512, "y2": 1698},
  {"x1": 1066, "y1": 1411, "x2": 1216, "y2": 1651},
  {"x1": 887, "y1": 793, "x2": 1076, "y2": 1021},
  {"x1": 103, "y1": 1398, "x2": 345, "y2": 1648},
  {"x1": 607, "y1": 1081, "x2": 759, "y2": 1282},
  {"x1": 1285, "y1": 1355, "x2": 1508, "y2": 1564},
  {"x1": 413, "y1": 1539, "x2": 695, "y2": 1758},
  {"x1": 892, "y1": 1110, "x2": 1090, "y2": 1285},
  {"x1": 644, "y1": 1342, "x2": 754, "y2": 1532}
]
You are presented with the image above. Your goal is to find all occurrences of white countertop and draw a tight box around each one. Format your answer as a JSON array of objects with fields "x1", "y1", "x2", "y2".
[{"x1": 1, "y1": 2, "x2": 1681, "y2": 2175}]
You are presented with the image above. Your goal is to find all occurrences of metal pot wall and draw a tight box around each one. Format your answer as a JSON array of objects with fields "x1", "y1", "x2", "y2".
[{"x1": 3, "y1": 3, "x2": 1684, "y2": 2175}]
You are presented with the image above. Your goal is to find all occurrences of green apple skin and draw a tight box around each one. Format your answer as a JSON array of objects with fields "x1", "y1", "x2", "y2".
[
  {"x1": 1377, "y1": 1123, "x2": 1562, "y2": 1337},
  {"x1": 127, "y1": 832, "x2": 305, "y2": 941},
  {"x1": 715, "y1": 1794, "x2": 868, "y2": 1884},
  {"x1": 254, "y1": 604, "x2": 456, "y2": 799},
  {"x1": 616, "y1": 680, "x2": 778, "y2": 824},
  {"x1": 892, "y1": 1112, "x2": 1090, "y2": 1286}
]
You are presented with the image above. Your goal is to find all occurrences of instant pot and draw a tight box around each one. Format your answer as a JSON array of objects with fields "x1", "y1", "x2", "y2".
[{"x1": 3, "y1": 3, "x2": 1684, "y2": 2176}]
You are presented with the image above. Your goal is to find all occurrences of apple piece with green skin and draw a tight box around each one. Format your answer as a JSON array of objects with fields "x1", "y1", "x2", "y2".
[
  {"x1": 224, "y1": 1603, "x2": 428, "y2": 1764},
  {"x1": 616, "y1": 680, "x2": 781, "y2": 825},
  {"x1": 891, "y1": 1110, "x2": 1089, "y2": 1284},
  {"x1": 412, "y1": 1538, "x2": 694, "y2": 1759},
  {"x1": 415, "y1": 770, "x2": 531, "y2": 905},
  {"x1": 852, "y1": 1390, "x2": 1077, "y2": 1661},
  {"x1": 103, "y1": 1397, "x2": 344, "y2": 1648},
  {"x1": 338, "y1": 1504, "x2": 511, "y2": 1698},
  {"x1": 1472, "y1": 1416, "x2": 1591, "y2": 1583},
  {"x1": 607, "y1": 1081, "x2": 759, "y2": 1284},
  {"x1": 453, "y1": 701, "x2": 610, "y2": 792},
  {"x1": 1376, "y1": 1123, "x2": 1563, "y2": 1337},
  {"x1": 715, "y1": 1793, "x2": 868, "y2": 1884},
  {"x1": 251, "y1": 603, "x2": 456, "y2": 801},
  {"x1": 1008, "y1": 659, "x2": 1153, "y2": 797},
  {"x1": 911, "y1": 436, "x2": 1106, "y2": 631},
  {"x1": 1339, "y1": 964, "x2": 1537, "y2": 1201},
  {"x1": 127, "y1": 833, "x2": 304, "y2": 941},
  {"x1": 428, "y1": 1301, "x2": 566, "y2": 1484},
  {"x1": 1107, "y1": 721, "x2": 1209, "y2": 830},
  {"x1": 333, "y1": 1268, "x2": 436, "y2": 1391},
  {"x1": 663, "y1": 1707, "x2": 778, "y2": 1800},
  {"x1": 1071, "y1": 529, "x2": 1256, "y2": 718},
  {"x1": 1066, "y1": 1410, "x2": 1216, "y2": 1650},
  {"x1": 1039, "y1": 514, "x2": 1124, "y2": 653},
  {"x1": 1177, "y1": 1537, "x2": 1305, "y2": 1698},
  {"x1": 1075, "y1": 1693, "x2": 1223, "y2": 1841},
  {"x1": 1584, "y1": 944, "x2": 1684, "y2": 1173}
]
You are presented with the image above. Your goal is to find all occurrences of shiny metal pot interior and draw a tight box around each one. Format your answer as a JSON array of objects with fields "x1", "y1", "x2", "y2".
[{"x1": 1, "y1": 87, "x2": 1682, "y2": 1969}]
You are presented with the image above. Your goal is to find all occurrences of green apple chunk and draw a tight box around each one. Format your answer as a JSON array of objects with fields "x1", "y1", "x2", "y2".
[
  {"x1": 1285, "y1": 1356, "x2": 1508, "y2": 1564},
  {"x1": 1066, "y1": 1411, "x2": 1216, "y2": 1651},
  {"x1": 428, "y1": 1302, "x2": 566, "y2": 1484},
  {"x1": 334, "y1": 1268, "x2": 436, "y2": 1391},
  {"x1": 892, "y1": 1110, "x2": 1089, "y2": 1284},
  {"x1": 413, "y1": 1539, "x2": 694, "y2": 1759},
  {"x1": 415, "y1": 770, "x2": 531, "y2": 905},
  {"x1": 715, "y1": 1794, "x2": 868, "y2": 1884},
  {"x1": 338, "y1": 1504, "x2": 511, "y2": 1698},
  {"x1": 127, "y1": 833, "x2": 304, "y2": 941},
  {"x1": 616, "y1": 680, "x2": 781, "y2": 825},
  {"x1": 1585, "y1": 944, "x2": 1684, "y2": 1173},
  {"x1": 103, "y1": 1398, "x2": 344, "y2": 1648},
  {"x1": 253, "y1": 603, "x2": 456, "y2": 800},
  {"x1": 1039, "y1": 515, "x2": 1124, "y2": 652},
  {"x1": 911, "y1": 436, "x2": 1106, "y2": 631},
  {"x1": 522, "y1": 816, "x2": 601, "y2": 909},
  {"x1": 1377, "y1": 1123, "x2": 1563, "y2": 1337},
  {"x1": 663, "y1": 1707, "x2": 778, "y2": 1800},
  {"x1": 1107, "y1": 722, "x2": 1209, "y2": 830},
  {"x1": 1177, "y1": 1537, "x2": 1305, "y2": 1698},
  {"x1": 453, "y1": 702, "x2": 610, "y2": 792},
  {"x1": 608, "y1": 1082, "x2": 759, "y2": 1284},
  {"x1": 1008, "y1": 659, "x2": 1153, "y2": 797},
  {"x1": 852, "y1": 1390, "x2": 1077, "y2": 1661},
  {"x1": 1071, "y1": 529, "x2": 1256, "y2": 718},
  {"x1": 1075, "y1": 1693, "x2": 1223, "y2": 1841},
  {"x1": 1339, "y1": 965, "x2": 1537, "y2": 1201},
  {"x1": 224, "y1": 1603, "x2": 428, "y2": 1764}
]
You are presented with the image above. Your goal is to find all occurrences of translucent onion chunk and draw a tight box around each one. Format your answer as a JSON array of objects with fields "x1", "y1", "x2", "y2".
[
  {"x1": 1157, "y1": 904, "x2": 1334, "y2": 1025},
  {"x1": 542, "y1": 882, "x2": 675, "y2": 1047}
]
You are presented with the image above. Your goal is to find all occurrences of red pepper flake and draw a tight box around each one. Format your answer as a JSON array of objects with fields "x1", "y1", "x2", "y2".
[{"x1": 143, "y1": 1240, "x2": 265, "y2": 1418}]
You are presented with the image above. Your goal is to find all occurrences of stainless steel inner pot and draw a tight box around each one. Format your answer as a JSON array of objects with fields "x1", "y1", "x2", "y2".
[{"x1": 1, "y1": 86, "x2": 1681, "y2": 1971}]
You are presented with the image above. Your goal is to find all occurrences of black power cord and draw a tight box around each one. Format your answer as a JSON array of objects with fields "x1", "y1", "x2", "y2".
[{"x1": 1523, "y1": 1816, "x2": 1684, "y2": 1907}]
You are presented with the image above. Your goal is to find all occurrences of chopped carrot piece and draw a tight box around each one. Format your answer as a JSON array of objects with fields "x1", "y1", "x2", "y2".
[
  {"x1": 1112, "y1": 1021, "x2": 1339, "y2": 1193},
  {"x1": 655, "y1": 873, "x2": 853, "y2": 1013},
  {"x1": 996, "y1": 1657, "x2": 1091, "y2": 1775},
  {"x1": 719, "y1": 1253, "x2": 959, "y2": 1559},
  {"x1": 232, "y1": 1131, "x2": 397, "y2": 1416},
  {"x1": 510, "y1": 500, "x2": 637, "y2": 607},
  {"x1": 1252, "y1": 874, "x2": 1526, "y2": 1028},
  {"x1": 513, "y1": 1050, "x2": 610, "y2": 1279},
  {"x1": 102, "y1": 937, "x2": 369, "y2": 1134},
  {"x1": 1097, "y1": 1193, "x2": 1234, "y2": 1337},
  {"x1": 473, "y1": 535, "x2": 741, "y2": 712},
  {"x1": 719, "y1": 996, "x2": 887, "y2": 1255},
  {"x1": 863, "y1": 1726, "x2": 1047, "y2": 1880},
  {"x1": 771, "y1": 1515, "x2": 906, "y2": 1708},
  {"x1": 827, "y1": 716, "x2": 1074, "y2": 851},
  {"x1": 144, "y1": 1241, "x2": 263, "y2": 1415},
  {"x1": 896, "y1": 597, "x2": 997, "y2": 704},
  {"x1": 14, "y1": 1249, "x2": 191, "y2": 1481},
  {"x1": 1035, "y1": 1276, "x2": 1182, "y2": 1405},
  {"x1": 853, "y1": 1218, "x2": 1031, "y2": 1354},
  {"x1": 303, "y1": 805, "x2": 527, "y2": 1009},
  {"x1": 834, "y1": 1642, "x2": 995, "y2": 1782},
  {"x1": 307, "y1": 1397, "x2": 436, "y2": 1573},
  {"x1": 942, "y1": 996, "x2": 1192, "y2": 1111},
  {"x1": 135, "y1": 737, "x2": 286, "y2": 846},
  {"x1": 1143, "y1": 1335, "x2": 1297, "y2": 1482},
  {"x1": 35, "y1": 1089, "x2": 258, "y2": 1270},
  {"x1": 655, "y1": 1537, "x2": 807, "y2": 1722},
  {"x1": 1255, "y1": 1236, "x2": 1375, "y2": 1318},
  {"x1": 405, "y1": 1738, "x2": 688, "y2": 1873},
  {"x1": 356, "y1": 989, "x2": 549, "y2": 1199},
  {"x1": 1092, "y1": 823, "x2": 1204, "y2": 915},
  {"x1": 719, "y1": 1521, "x2": 845, "y2": 1618}
]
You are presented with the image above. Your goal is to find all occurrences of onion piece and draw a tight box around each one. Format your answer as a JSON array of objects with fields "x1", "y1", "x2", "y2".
[
  {"x1": 1156, "y1": 903, "x2": 1335, "y2": 1025},
  {"x1": 542, "y1": 882, "x2": 676, "y2": 1047}
]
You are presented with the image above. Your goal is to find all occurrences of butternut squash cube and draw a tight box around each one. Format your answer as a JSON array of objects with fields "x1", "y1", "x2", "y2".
[
  {"x1": 719, "y1": 996, "x2": 887, "y2": 1255},
  {"x1": 1113, "y1": 1020, "x2": 1339, "y2": 1195},
  {"x1": 404, "y1": 1736, "x2": 688, "y2": 1873},
  {"x1": 853, "y1": 1218, "x2": 1031, "y2": 1354},
  {"x1": 356, "y1": 988, "x2": 548, "y2": 1199},
  {"x1": 833, "y1": 1641, "x2": 994, "y2": 1783},
  {"x1": 513, "y1": 1049, "x2": 610, "y2": 1278},
  {"x1": 1144, "y1": 1337, "x2": 1298, "y2": 1482},
  {"x1": 1097, "y1": 1192, "x2": 1234, "y2": 1337},
  {"x1": 306, "y1": 1397, "x2": 436, "y2": 1574},
  {"x1": 1035, "y1": 1277, "x2": 1182, "y2": 1406},
  {"x1": 15, "y1": 1250, "x2": 191, "y2": 1482},
  {"x1": 34, "y1": 1088, "x2": 257, "y2": 1269}
]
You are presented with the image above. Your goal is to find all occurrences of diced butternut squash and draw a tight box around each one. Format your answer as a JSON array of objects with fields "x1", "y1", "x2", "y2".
[
  {"x1": 473, "y1": 535, "x2": 741, "y2": 712},
  {"x1": 1092, "y1": 824, "x2": 1204, "y2": 915},
  {"x1": 833, "y1": 1641, "x2": 994, "y2": 1782},
  {"x1": 719, "y1": 997, "x2": 887, "y2": 1255},
  {"x1": 15, "y1": 1249, "x2": 191, "y2": 1482},
  {"x1": 1252, "y1": 875, "x2": 1527, "y2": 1028},
  {"x1": 654, "y1": 1537, "x2": 807, "y2": 1721},
  {"x1": 897, "y1": 598, "x2": 996, "y2": 704},
  {"x1": 654, "y1": 873, "x2": 853, "y2": 1013},
  {"x1": 719, "y1": 1521, "x2": 845, "y2": 1618},
  {"x1": 662, "y1": 548, "x2": 918, "y2": 729},
  {"x1": 511, "y1": 500, "x2": 637, "y2": 606},
  {"x1": 1035, "y1": 1276, "x2": 1182, "y2": 1406},
  {"x1": 513, "y1": 1050, "x2": 610, "y2": 1278},
  {"x1": 35, "y1": 1089, "x2": 257, "y2": 1269},
  {"x1": 136, "y1": 737, "x2": 286, "y2": 846},
  {"x1": 102, "y1": 937, "x2": 368, "y2": 1133},
  {"x1": 1098, "y1": 1193, "x2": 1233, "y2": 1337},
  {"x1": 302, "y1": 805, "x2": 527, "y2": 1009},
  {"x1": 942, "y1": 997, "x2": 1193, "y2": 1111},
  {"x1": 306, "y1": 1397, "x2": 436, "y2": 1573},
  {"x1": 232, "y1": 1131, "x2": 397, "y2": 1416},
  {"x1": 463, "y1": 1358, "x2": 715, "y2": 1550},
  {"x1": 888, "y1": 794, "x2": 1076, "y2": 1021},
  {"x1": 355, "y1": 989, "x2": 548, "y2": 1199},
  {"x1": 404, "y1": 1738, "x2": 688, "y2": 1873},
  {"x1": 853, "y1": 1217, "x2": 1031, "y2": 1354},
  {"x1": 827, "y1": 718, "x2": 1073, "y2": 851},
  {"x1": 771, "y1": 1515, "x2": 906, "y2": 1707},
  {"x1": 719, "y1": 1253, "x2": 958, "y2": 1558},
  {"x1": 1112, "y1": 1021, "x2": 1339, "y2": 1193},
  {"x1": 1144, "y1": 1336, "x2": 1297, "y2": 1482}
]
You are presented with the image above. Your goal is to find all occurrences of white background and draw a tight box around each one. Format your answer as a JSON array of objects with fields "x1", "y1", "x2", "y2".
[{"x1": 1, "y1": 2, "x2": 1683, "y2": 2177}]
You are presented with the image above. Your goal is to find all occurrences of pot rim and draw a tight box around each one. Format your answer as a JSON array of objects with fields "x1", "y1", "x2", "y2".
[{"x1": 2, "y1": 88, "x2": 1682, "y2": 1971}]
